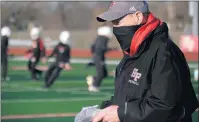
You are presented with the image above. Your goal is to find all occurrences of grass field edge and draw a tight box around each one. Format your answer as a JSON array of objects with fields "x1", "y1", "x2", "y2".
[
  {"x1": 1, "y1": 109, "x2": 198, "y2": 120},
  {"x1": 1, "y1": 113, "x2": 77, "y2": 120}
]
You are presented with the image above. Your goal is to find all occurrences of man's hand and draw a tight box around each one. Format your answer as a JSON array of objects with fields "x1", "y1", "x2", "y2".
[
  {"x1": 92, "y1": 105, "x2": 120, "y2": 122},
  {"x1": 92, "y1": 110, "x2": 106, "y2": 122},
  {"x1": 31, "y1": 57, "x2": 36, "y2": 62},
  {"x1": 32, "y1": 41, "x2": 37, "y2": 48},
  {"x1": 102, "y1": 106, "x2": 120, "y2": 122},
  {"x1": 59, "y1": 63, "x2": 64, "y2": 68},
  {"x1": 64, "y1": 63, "x2": 72, "y2": 70},
  {"x1": 25, "y1": 53, "x2": 33, "y2": 59}
]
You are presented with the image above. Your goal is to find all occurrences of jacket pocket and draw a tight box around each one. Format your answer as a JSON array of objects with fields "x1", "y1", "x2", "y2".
[{"x1": 125, "y1": 82, "x2": 139, "y2": 100}]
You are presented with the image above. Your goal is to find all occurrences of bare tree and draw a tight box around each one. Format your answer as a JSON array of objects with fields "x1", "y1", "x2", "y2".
[
  {"x1": 1, "y1": 2, "x2": 42, "y2": 30},
  {"x1": 57, "y1": 2, "x2": 67, "y2": 29}
]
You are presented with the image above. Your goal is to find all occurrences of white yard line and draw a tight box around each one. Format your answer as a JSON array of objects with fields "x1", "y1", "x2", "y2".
[
  {"x1": 2, "y1": 84, "x2": 114, "y2": 93},
  {"x1": 1, "y1": 113, "x2": 77, "y2": 119},
  {"x1": 10, "y1": 57, "x2": 120, "y2": 65},
  {"x1": 1, "y1": 109, "x2": 198, "y2": 120},
  {"x1": 2, "y1": 97, "x2": 109, "y2": 103},
  {"x1": 9, "y1": 56, "x2": 199, "y2": 67},
  {"x1": 2, "y1": 82, "x2": 112, "y2": 103},
  {"x1": 2, "y1": 81, "x2": 89, "y2": 85}
]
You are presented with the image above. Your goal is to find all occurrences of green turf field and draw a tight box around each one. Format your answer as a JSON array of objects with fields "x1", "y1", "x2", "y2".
[{"x1": 1, "y1": 60, "x2": 198, "y2": 122}]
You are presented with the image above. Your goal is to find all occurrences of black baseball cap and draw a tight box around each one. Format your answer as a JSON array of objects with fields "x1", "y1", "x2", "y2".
[{"x1": 97, "y1": 1, "x2": 150, "y2": 22}]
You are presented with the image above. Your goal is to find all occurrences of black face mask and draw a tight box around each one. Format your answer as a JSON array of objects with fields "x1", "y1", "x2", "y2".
[{"x1": 113, "y1": 25, "x2": 141, "y2": 51}]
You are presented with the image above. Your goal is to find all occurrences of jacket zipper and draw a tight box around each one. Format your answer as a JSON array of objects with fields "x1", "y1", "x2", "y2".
[
  {"x1": 117, "y1": 56, "x2": 131, "y2": 122},
  {"x1": 124, "y1": 96, "x2": 128, "y2": 122}
]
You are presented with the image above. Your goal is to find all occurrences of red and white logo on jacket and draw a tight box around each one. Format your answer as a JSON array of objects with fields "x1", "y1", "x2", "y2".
[{"x1": 128, "y1": 68, "x2": 142, "y2": 85}]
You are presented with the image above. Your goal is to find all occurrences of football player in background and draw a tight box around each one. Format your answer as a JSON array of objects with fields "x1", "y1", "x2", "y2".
[
  {"x1": 44, "y1": 31, "x2": 72, "y2": 88},
  {"x1": 1, "y1": 26, "x2": 11, "y2": 81},
  {"x1": 86, "y1": 26, "x2": 118, "y2": 92},
  {"x1": 27, "y1": 27, "x2": 46, "y2": 80}
]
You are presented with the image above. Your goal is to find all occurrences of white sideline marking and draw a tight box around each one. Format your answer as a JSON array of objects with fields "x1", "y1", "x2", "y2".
[
  {"x1": 2, "y1": 88, "x2": 113, "y2": 93},
  {"x1": 2, "y1": 97, "x2": 109, "y2": 103},
  {"x1": 2, "y1": 84, "x2": 114, "y2": 93},
  {"x1": 1, "y1": 109, "x2": 198, "y2": 120},
  {"x1": 10, "y1": 57, "x2": 120, "y2": 65},
  {"x1": 1, "y1": 113, "x2": 77, "y2": 119},
  {"x1": 10, "y1": 56, "x2": 199, "y2": 67},
  {"x1": 2, "y1": 83, "x2": 113, "y2": 103}
]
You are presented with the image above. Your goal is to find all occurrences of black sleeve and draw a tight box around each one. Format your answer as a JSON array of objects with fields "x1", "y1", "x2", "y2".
[
  {"x1": 32, "y1": 41, "x2": 39, "y2": 57},
  {"x1": 63, "y1": 46, "x2": 71, "y2": 63},
  {"x1": 102, "y1": 41, "x2": 108, "y2": 52},
  {"x1": 95, "y1": 36, "x2": 108, "y2": 52},
  {"x1": 41, "y1": 47, "x2": 46, "y2": 57},
  {"x1": 5, "y1": 37, "x2": 8, "y2": 48},
  {"x1": 1, "y1": 36, "x2": 9, "y2": 51},
  {"x1": 39, "y1": 41, "x2": 46, "y2": 57},
  {"x1": 100, "y1": 96, "x2": 114, "y2": 109},
  {"x1": 94, "y1": 41, "x2": 107, "y2": 62},
  {"x1": 118, "y1": 44, "x2": 182, "y2": 122},
  {"x1": 49, "y1": 45, "x2": 58, "y2": 58},
  {"x1": 91, "y1": 43, "x2": 96, "y2": 54}
]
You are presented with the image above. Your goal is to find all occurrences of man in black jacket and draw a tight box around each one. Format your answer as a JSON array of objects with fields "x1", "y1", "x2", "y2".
[
  {"x1": 1, "y1": 26, "x2": 11, "y2": 81},
  {"x1": 92, "y1": 1, "x2": 198, "y2": 122},
  {"x1": 44, "y1": 31, "x2": 72, "y2": 88},
  {"x1": 86, "y1": 26, "x2": 117, "y2": 92},
  {"x1": 27, "y1": 27, "x2": 46, "y2": 80}
]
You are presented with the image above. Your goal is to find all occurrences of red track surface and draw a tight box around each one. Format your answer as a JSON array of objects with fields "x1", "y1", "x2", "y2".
[{"x1": 8, "y1": 47, "x2": 198, "y2": 62}]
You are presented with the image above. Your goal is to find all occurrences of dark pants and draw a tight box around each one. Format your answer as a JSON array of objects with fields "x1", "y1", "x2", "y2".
[
  {"x1": 44, "y1": 62, "x2": 62, "y2": 87},
  {"x1": 93, "y1": 62, "x2": 108, "y2": 87},
  {"x1": 1, "y1": 54, "x2": 8, "y2": 80},
  {"x1": 27, "y1": 59, "x2": 42, "y2": 80}
]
